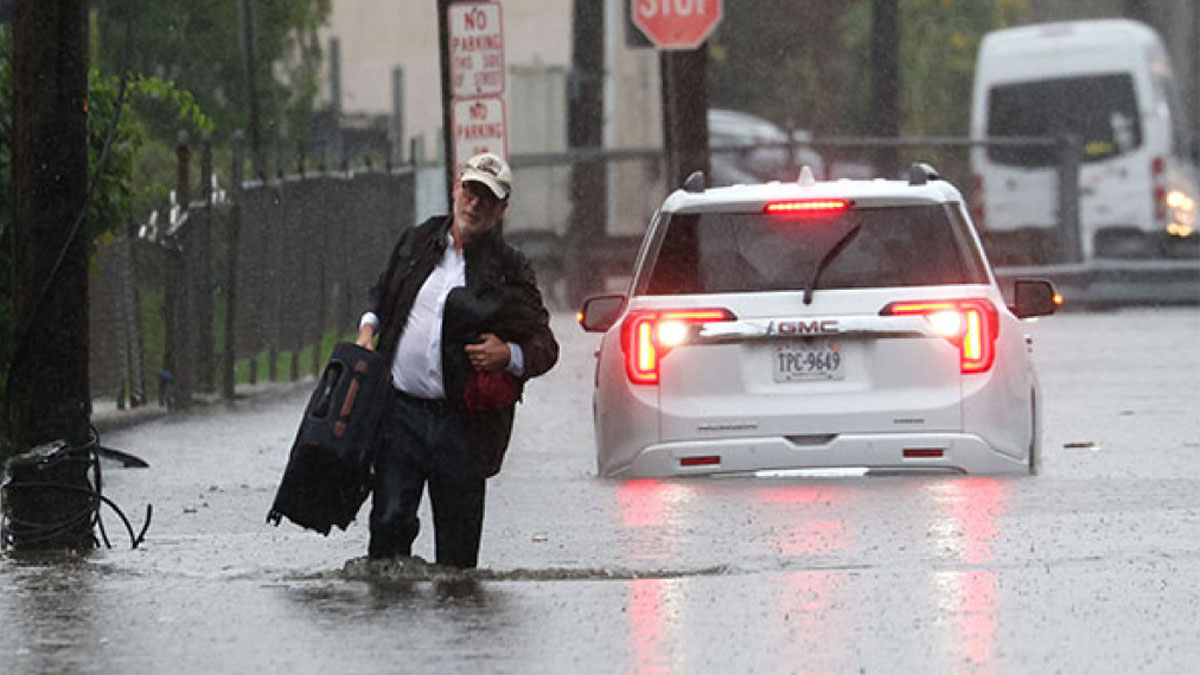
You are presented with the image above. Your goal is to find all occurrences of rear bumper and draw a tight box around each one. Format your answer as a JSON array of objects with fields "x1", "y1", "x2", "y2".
[{"x1": 604, "y1": 432, "x2": 1028, "y2": 478}]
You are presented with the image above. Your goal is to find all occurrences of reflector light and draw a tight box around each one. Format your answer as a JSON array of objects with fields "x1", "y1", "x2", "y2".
[
  {"x1": 680, "y1": 455, "x2": 721, "y2": 467},
  {"x1": 903, "y1": 448, "x2": 944, "y2": 458},
  {"x1": 765, "y1": 199, "x2": 849, "y2": 215},
  {"x1": 620, "y1": 308, "x2": 736, "y2": 385},
  {"x1": 881, "y1": 298, "x2": 999, "y2": 373}
]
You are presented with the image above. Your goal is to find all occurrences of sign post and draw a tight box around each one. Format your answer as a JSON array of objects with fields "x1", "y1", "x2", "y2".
[
  {"x1": 630, "y1": 0, "x2": 723, "y2": 191},
  {"x1": 445, "y1": 1, "x2": 507, "y2": 182},
  {"x1": 631, "y1": 0, "x2": 723, "y2": 50}
]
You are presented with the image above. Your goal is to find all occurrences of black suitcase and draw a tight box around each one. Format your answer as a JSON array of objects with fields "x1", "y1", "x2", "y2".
[{"x1": 267, "y1": 342, "x2": 390, "y2": 535}]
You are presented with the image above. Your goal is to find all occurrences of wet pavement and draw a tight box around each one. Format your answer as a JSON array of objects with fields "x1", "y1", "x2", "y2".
[{"x1": 2, "y1": 309, "x2": 1200, "y2": 674}]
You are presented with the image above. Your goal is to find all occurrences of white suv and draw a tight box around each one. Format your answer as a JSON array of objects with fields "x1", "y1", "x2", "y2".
[{"x1": 578, "y1": 165, "x2": 1059, "y2": 478}]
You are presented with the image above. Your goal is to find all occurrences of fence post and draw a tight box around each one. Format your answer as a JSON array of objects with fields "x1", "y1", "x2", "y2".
[
  {"x1": 1057, "y1": 134, "x2": 1083, "y2": 263},
  {"x1": 123, "y1": 217, "x2": 146, "y2": 407},
  {"x1": 268, "y1": 167, "x2": 282, "y2": 383},
  {"x1": 224, "y1": 133, "x2": 245, "y2": 400},
  {"x1": 164, "y1": 132, "x2": 194, "y2": 409},
  {"x1": 196, "y1": 131, "x2": 216, "y2": 393}
]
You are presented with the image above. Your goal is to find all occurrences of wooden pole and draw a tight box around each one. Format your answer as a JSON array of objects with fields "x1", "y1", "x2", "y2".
[{"x1": 5, "y1": 0, "x2": 95, "y2": 549}]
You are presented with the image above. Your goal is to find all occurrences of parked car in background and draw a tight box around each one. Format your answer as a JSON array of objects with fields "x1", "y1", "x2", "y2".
[{"x1": 579, "y1": 164, "x2": 1059, "y2": 479}]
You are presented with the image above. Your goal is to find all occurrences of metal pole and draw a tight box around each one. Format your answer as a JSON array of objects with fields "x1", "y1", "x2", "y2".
[
  {"x1": 437, "y1": 0, "x2": 458, "y2": 197},
  {"x1": 1057, "y1": 135, "x2": 1083, "y2": 263},
  {"x1": 566, "y1": 0, "x2": 606, "y2": 306}
]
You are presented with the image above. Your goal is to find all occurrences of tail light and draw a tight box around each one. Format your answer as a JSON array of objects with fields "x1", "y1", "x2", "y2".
[
  {"x1": 881, "y1": 298, "x2": 999, "y2": 373},
  {"x1": 1152, "y1": 157, "x2": 1166, "y2": 223},
  {"x1": 765, "y1": 199, "x2": 849, "y2": 215},
  {"x1": 620, "y1": 308, "x2": 736, "y2": 385}
]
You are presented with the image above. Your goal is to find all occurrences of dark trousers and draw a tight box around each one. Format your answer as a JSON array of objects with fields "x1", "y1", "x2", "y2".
[{"x1": 368, "y1": 389, "x2": 486, "y2": 568}]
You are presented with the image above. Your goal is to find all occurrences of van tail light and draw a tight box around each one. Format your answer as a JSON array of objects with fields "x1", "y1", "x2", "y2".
[
  {"x1": 620, "y1": 308, "x2": 736, "y2": 385},
  {"x1": 881, "y1": 298, "x2": 999, "y2": 373},
  {"x1": 1152, "y1": 156, "x2": 1166, "y2": 223}
]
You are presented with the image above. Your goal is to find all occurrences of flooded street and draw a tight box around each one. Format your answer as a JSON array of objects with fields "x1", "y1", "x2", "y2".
[{"x1": 3, "y1": 309, "x2": 1200, "y2": 674}]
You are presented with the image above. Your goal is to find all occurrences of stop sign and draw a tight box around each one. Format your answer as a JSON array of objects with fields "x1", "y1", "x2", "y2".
[{"x1": 632, "y1": 0, "x2": 723, "y2": 50}]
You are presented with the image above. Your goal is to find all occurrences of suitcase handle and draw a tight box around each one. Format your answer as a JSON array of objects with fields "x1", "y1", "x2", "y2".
[{"x1": 333, "y1": 359, "x2": 370, "y2": 438}]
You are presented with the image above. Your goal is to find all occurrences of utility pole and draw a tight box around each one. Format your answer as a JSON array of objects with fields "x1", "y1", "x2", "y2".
[
  {"x1": 566, "y1": 0, "x2": 607, "y2": 305},
  {"x1": 8, "y1": 0, "x2": 91, "y2": 451},
  {"x1": 659, "y1": 48, "x2": 710, "y2": 191},
  {"x1": 4, "y1": 0, "x2": 94, "y2": 549},
  {"x1": 869, "y1": 0, "x2": 899, "y2": 176}
]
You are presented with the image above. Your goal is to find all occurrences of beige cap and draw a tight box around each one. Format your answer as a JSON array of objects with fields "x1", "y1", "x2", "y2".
[{"x1": 459, "y1": 152, "x2": 512, "y2": 200}]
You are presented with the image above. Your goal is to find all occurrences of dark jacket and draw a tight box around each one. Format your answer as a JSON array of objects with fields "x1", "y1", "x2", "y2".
[{"x1": 367, "y1": 216, "x2": 558, "y2": 475}]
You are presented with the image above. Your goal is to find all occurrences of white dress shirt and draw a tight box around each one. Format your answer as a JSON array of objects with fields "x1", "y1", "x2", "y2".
[{"x1": 360, "y1": 232, "x2": 525, "y2": 399}]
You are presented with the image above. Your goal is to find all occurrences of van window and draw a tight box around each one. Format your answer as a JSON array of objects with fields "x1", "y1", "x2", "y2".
[
  {"x1": 643, "y1": 205, "x2": 989, "y2": 295},
  {"x1": 986, "y1": 73, "x2": 1143, "y2": 167}
]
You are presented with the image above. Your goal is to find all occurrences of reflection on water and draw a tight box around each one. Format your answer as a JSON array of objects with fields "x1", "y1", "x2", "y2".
[
  {"x1": 926, "y1": 477, "x2": 1008, "y2": 674},
  {"x1": 629, "y1": 578, "x2": 670, "y2": 675}
]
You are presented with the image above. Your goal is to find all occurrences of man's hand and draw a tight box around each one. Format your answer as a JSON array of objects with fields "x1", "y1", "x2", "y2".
[
  {"x1": 464, "y1": 332, "x2": 510, "y2": 371},
  {"x1": 356, "y1": 323, "x2": 375, "y2": 350}
]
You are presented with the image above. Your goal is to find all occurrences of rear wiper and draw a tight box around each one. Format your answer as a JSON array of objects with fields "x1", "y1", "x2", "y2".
[{"x1": 803, "y1": 221, "x2": 861, "y2": 305}]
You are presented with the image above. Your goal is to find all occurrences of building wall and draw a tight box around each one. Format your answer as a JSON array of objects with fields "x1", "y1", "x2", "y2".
[{"x1": 320, "y1": 1, "x2": 580, "y2": 157}]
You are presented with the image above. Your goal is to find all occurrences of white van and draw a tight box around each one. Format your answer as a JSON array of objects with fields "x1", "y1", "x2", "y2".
[{"x1": 969, "y1": 19, "x2": 1198, "y2": 261}]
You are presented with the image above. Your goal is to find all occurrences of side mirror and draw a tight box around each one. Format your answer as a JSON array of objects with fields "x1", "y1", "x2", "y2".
[
  {"x1": 1011, "y1": 278, "x2": 1060, "y2": 318},
  {"x1": 577, "y1": 294, "x2": 625, "y2": 333}
]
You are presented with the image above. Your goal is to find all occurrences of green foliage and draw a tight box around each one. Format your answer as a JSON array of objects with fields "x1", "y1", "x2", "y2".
[
  {"x1": 709, "y1": 0, "x2": 1028, "y2": 137},
  {"x1": 0, "y1": 25, "x2": 214, "y2": 442},
  {"x1": 95, "y1": 0, "x2": 331, "y2": 151},
  {"x1": 709, "y1": 0, "x2": 858, "y2": 135}
]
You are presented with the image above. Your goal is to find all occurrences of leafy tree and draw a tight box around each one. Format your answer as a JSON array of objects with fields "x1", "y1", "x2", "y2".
[
  {"x1": 94, "y1": 0, "x2": 330, "y2": 153},
  {"x1": 0, "y1": 23, "x2": 211, "y2": 443},
  {"x1": 709, "y1": 0, "x2": 1028, "y2": 136},
  {"x1": 840, "y1": 0, "x2": 1028, "y2": 137},
  {"x1": 708, "y1": 0, "x2": 858, "y2": 136}
]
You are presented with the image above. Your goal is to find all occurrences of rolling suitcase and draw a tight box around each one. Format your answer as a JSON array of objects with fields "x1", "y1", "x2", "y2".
[{"x1": 267, "y1": 342, "x2": 390, "y2": 535}]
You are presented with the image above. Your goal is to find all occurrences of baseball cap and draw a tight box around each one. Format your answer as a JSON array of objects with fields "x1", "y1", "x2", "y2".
[{"x1": 459, "y1": 152, "x2": 512, "y2": 200}]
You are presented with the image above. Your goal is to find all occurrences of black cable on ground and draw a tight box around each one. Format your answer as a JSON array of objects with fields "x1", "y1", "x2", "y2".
[{"x1": 1, "y1": 426, "x2": 152, "y2": 550}]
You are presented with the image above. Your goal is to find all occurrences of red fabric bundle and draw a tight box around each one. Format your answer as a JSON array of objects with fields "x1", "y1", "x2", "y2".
[{"x1": 463, "y1": 370, "x2": 520, "y2": 412}]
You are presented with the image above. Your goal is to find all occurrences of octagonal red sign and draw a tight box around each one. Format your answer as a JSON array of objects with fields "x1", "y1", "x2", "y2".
[{"x1": 632, "y1": 0, "x2": 724, "y2": 50}]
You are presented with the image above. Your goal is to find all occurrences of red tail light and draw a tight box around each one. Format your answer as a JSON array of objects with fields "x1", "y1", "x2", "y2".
[
  {"x1": 1153, "y1": 157, "x2": 1167, "y2": 222},
  {"x1": 881, "y1": 298, "x2": 999, "y2": 373},
  {"x1": 765, "y1": 199, "x2": 849, "y2": 215},
  {"x1": 620, "y1": 308, "x2": 736, "y2": 385}
]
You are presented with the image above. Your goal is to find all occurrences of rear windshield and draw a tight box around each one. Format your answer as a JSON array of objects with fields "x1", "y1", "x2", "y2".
[
  {"x1": 986, "y1": 73, "x2": 1142, "y2": 167},
  {"x1": 641, "y1": 204, "x2": 989, "y2": 295}
]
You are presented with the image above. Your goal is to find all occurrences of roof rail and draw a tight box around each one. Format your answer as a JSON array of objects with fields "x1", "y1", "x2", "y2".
[
  {"x1": 907, "y1": 162, "x2": 942, "y2": 186},
  {"x1": 683, "y1": 170, "x2": 706, "y2": 193}
]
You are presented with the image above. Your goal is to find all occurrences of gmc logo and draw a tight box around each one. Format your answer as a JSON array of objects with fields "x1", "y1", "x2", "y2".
[{"x1": 770, "y1": 319, "x2": 840, "y2": 335}]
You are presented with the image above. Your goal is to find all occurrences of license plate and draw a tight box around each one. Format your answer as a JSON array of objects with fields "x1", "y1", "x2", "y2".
[{"x1": 773, "y1": 340, "x2": 843, "y2": 382}]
